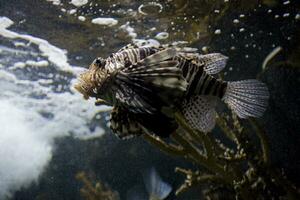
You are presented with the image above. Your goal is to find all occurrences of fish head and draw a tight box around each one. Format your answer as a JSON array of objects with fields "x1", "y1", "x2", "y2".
[{"x1": 75, "y1": 57, "x2": 112, "y2": 103}]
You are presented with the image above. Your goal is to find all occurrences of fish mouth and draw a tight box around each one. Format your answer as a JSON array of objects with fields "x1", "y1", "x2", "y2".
[{"x1": 74, "y1": 71, "x2": 96, "y2": 100}]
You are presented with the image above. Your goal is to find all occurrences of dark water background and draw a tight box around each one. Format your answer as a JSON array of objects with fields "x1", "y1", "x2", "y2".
[{"x1": 0, "y1": 0, "x2": 299, "y2": 199}]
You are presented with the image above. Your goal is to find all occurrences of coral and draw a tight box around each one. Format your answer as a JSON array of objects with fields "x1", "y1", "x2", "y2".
[
  {"x1": 75, "y1": 172, "x2": 120, "y2": 200},
  {"x1": 143, "y1": 112, "x2": 300, "y2": 199}
]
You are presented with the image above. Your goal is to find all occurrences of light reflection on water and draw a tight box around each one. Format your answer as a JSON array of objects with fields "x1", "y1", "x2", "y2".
[{"x1": 0, "y1": 0, "x2": 299, "y2": 199}]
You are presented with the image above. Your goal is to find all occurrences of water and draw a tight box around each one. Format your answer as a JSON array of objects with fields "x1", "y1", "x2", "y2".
[{"x1": 0, "y1": 0, "x2": 299, "y2": 199}]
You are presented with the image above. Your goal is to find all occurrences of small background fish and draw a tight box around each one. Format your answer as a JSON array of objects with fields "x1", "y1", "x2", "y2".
[
  {"x1": 126, "y1": 167, "x2": 172, "y2": 200},
  {"x1": 75, "y1": 43, "x2": 269, "y2": 139}
]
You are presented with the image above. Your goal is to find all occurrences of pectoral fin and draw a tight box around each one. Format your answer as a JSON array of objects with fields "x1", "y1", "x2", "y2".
[
  {"x1": 114, "y1": 56, "x2": 187, "y2": 114},
  {"x1": 110, "y1": 106, "x2": 144, "y2": 139}
]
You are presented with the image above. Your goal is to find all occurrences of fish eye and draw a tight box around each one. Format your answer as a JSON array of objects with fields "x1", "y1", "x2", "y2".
[
  {"x1": 94, "y1": 57, "x2": 106, "y2": 68},
  {"x1": 95, "y1": 58, "x2": 101, "y2": 65}
]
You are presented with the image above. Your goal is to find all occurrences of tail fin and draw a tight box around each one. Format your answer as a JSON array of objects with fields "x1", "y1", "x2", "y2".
[
  {"x1": 223, "y1": 80, "x2": 269, "y2": 118},
  {"x1": 143, "y1": 167, "x2": 172, "y2": 200}
]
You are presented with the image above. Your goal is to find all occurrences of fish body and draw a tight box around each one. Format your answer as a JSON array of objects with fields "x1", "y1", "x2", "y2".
[{"x1": 75, "y1": 44, "x2": 269, "y2": 139}]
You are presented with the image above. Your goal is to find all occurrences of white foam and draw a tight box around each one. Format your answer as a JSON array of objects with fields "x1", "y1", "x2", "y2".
[
  {"x1": 119, "y1": 22, "x2": 137, "y2": 39},
  {"x1": 11, "y1": 62, "x2": 26, "y2": 69},
  {"x1": 13, "y1": 41, "x2": 26, "y2": 47},
  {"x1": 0, "y1": 16, "x2": 109, "y2": 197},
  {"x1": 0, "y1": 100, "x2": 52, "y2": 198},
  {"x1": 25, "y1": 60, "x2": 49, "y2": 67},
  {"x1": 0, "y1": 17, "x2": 14, "y2": 29},
  {"x1": 91, "y1": 17, "x2": 118, "y2": 26},
  {"x1": 0, "y1": 18, "x2": 108, "y2": 137},
  {"x1": 71, "y1": 0, "x2": 88, "y2": 7},
  {"x1": 0, "y1": 70, "x2": 17, "y2": 82},
  {"x1": 0, "y1": 17, "x2": 73, "y2": 72}
]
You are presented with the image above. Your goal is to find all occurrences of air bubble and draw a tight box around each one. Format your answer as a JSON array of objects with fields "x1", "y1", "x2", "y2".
[
  {"x1": 214, "y1": 29, "x2": 221, "y2": 35},
  {"x1": 233, "y1": 19, "x2": 239, "y2": 24}
]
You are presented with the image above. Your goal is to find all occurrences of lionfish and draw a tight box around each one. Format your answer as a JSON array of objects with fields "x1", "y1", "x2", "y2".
[{"x1": 75, "y1": 43, "x2": 269, "y2": 139}]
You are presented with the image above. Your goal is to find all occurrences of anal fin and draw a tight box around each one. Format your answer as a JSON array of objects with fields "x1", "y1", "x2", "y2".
[{"x1": 181, "y1": 95, "x2": 217, "y2": 132}]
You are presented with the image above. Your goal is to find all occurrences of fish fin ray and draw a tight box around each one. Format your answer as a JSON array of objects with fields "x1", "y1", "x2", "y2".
[
  {"x1": 115, "y1": 60, "x2": 187, "y2": 113},
  {"x1": 115, "y1": 84, "x2": 155, "y2": 114},
  {"x1": 197, "y1": 53, "x2": 228, "y2": 74},
  {"x1": 182, "y1": 95, "x2": 217, "y2": 132},
  {"x1": 110, "y1": 106, "x2": 144, "y2": 139},
  {"x1": 122, "y1": 60, "x2": 187, "y2": 92},
  {"x1": 141, "y1": 48, "x2": 177, "y2": 65},
  {"x1": 223, "y1": 80, "x2": 269, "y2": 118}
]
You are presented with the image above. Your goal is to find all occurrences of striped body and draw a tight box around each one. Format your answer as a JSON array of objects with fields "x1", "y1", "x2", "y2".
[
  {"x1": 104, "y1": 47, "x2": 159, "y2": 72},
  {"x1": 104, "y1": 46, "x2": 227, "y2": 100},
  {"x1": 174, "y1": 55, "x2": 227, "y2": 99}
]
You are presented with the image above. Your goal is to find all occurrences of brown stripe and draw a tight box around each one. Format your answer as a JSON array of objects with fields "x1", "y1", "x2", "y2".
[
  {"x1": 186, "y1": 68, "x2": 203, "y2": 98},
  {"x1": 122, "y1": 51, "x2": 129, "y2": 60},
  {"x1": 133, "y1": 49, "x2": 139, "y2": 62}
]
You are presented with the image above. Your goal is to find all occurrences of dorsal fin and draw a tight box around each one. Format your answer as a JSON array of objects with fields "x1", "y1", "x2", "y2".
[
  {"x1": 198, "y1": 53, "x2": 228, "y2": 75},
  {"x1": 142, "y1": 48, "x2": 177, "y2": 65}
]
